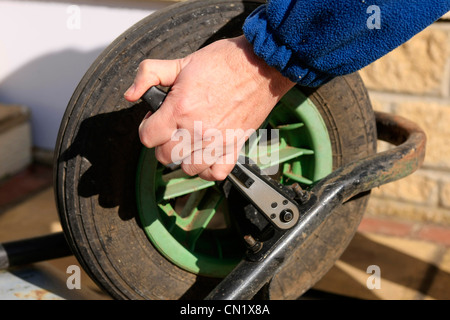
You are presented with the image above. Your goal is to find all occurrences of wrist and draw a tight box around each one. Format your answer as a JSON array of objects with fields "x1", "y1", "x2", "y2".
[{"x1": 233, "y1": 35, "x2": 295, "y2": 99}]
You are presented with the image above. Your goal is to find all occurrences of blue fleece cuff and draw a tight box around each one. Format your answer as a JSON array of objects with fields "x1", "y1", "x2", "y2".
[{"x1": 243, "y1": 5, "x2": 333, "y2": 87}]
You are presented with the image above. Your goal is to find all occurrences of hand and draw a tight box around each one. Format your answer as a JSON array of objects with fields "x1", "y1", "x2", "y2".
[{"x1": 124, "y1": 35, "x2": 295, "y2": 181}]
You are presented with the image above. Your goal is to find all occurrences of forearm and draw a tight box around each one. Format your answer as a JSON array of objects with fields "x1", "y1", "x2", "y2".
[{"x1": 243, "y1": 0, "x2": 450, "y2": 87}]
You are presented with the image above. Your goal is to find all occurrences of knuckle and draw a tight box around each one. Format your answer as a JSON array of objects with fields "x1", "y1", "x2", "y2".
[
  {"x1": 154, "y1": 147, "x2": 172, "y2": 165},
  {"x1": 181, "y1": 163, "x2": 200, "y2": 177},
  {"x1": 137, "y1": 60, "x2": 158, "y2": 81},
  {"x1": 210, "y1": 168, "x2": 229, "y2": 181},
  {"x1": 181, "y1": 165, "x2": 195, "y2": 177},
  {"x1": 171, "y1": 96, "x2": 192, "y2": 118},
  {"x1": 139, "y1": 130, "x2": 153, "y2": 149},
  {"x1": 138, "y1": 59, "x2": 151, "y2": 72}
]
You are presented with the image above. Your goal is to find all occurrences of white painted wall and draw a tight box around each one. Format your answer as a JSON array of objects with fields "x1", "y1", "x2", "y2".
[{"x1": 0, "y1": 0, "x2": 171, "y2": 150}]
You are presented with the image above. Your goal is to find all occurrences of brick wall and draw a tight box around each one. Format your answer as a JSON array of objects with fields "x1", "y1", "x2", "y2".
[{"x1": 359, "y1": 14, "x2": 450, "y2": 226}]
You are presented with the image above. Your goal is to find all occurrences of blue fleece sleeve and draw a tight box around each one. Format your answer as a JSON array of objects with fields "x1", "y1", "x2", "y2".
[{"x1": 243, "y1": 0, "x2": 450, "y2": 87}]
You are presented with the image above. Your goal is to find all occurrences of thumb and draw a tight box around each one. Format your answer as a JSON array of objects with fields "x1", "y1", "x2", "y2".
[{"x1": 124, "y1": 59, "x2": 182, "y2": 102}]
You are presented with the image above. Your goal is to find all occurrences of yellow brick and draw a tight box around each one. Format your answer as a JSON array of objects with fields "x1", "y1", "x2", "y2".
[
  {"x1": 440, "y1": 181, "x2": 450, "y2": 209},
  {"x1": 367, "y1": 93, "x2": 392, "y2": 113},
  {"x1": 372, "y1": 171, "x2": 438, "y2": 204},
  {"x1": 366, "y1": 197, "x2": 450, "y2": 226},
  {"x1": 395, "y1": 101, "x2": 450, "y2": 169},
  {"x1": 360, "y1": 26, "x2": 450, "y2": 95}
]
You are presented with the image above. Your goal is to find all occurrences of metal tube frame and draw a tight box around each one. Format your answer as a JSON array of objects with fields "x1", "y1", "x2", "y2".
[{"x1": 0, "y1": 232, "x2": 72, "y2": 270}]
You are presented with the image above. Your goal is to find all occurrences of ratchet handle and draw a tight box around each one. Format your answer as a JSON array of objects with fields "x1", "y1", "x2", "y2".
[{"x1": 141, "y1": 86, "x2": 168, "y2": 113}]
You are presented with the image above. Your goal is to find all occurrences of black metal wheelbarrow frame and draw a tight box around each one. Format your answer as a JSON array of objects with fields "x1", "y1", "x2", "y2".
[
  {"x1": 205, "y1": 111, "x2": 426, "y2": 299},
  {"x1": 0, "y1": 111, "x2": 426, "y2": 300}
]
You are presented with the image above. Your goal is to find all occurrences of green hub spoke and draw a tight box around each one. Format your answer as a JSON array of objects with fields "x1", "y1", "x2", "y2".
[
  {"x1": 254, "y1": 145, "x2": 315, "y2": 170},
  {"x1": 276, "y1": 122, "x2": 304, "y2": 131},
  {"x1": 165, "y1": 188, "x2": 223, "y2": 251},
  {"x1": 160, "y1": 171, "x2": 214, "y2": 200},
  {"x1": 283, "y1": 171, "x2": 314, "y2": 185}
]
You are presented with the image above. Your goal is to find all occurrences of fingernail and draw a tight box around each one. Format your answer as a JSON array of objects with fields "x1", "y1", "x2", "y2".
[
  {"x1": 124, "y1": 84, "x2": 135, "y2": 97},
  {"x1": 139, "y1": 111, "x2": 151, "y2": 131},
  {"x1": 143, "y1": 111, "x2": 152, "y2": 120}
]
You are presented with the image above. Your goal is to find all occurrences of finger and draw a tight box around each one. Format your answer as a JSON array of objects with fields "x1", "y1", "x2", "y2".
[
  {"x1": 124, "y1": 59, "x2": 182, "y2": 102},
  {"x1": 197, "y1": 137, "x2": 247, "y2": 181},
  {"x1": 154, "y1": 131, "x2": 193, "y2": 165},
  {"x1": 139, "y1": 102, "x2": 178, "y2": 148},
  {"x1": 196, "y1": 134, "x2": 246, "y2": 180},
  {"x1": 180, "y1": 147, "x2": 222, "y2": 176},
  {"x1": 154, "y1": 132, "x2": 223, "y2": 165},
  {"x1": 197, "y1": 156, "x2": 237, "y2": 181}
]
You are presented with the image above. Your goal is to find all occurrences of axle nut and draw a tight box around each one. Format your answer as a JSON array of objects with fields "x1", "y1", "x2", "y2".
[{"x1": 280, "y1": 209, "x2": 294, "y2": 223}]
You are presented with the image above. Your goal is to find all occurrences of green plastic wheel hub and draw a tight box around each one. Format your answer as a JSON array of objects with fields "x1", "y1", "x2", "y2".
[{"x1": 136, "y1": 87, "x2": 332, "y2": 278}]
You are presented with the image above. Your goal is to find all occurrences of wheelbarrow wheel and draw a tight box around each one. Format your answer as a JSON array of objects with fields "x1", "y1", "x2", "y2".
[{"x1": 54, "y1": 0, "x2": 376, "y2": 300}]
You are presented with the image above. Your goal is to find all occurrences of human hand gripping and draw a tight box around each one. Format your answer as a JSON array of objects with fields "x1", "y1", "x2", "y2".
[{"x1": 124, "y1": 35, "x2": 295, "y2": 181}]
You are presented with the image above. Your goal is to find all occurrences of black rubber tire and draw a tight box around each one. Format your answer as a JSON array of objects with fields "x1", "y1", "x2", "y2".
[{"x1": 54, "y1": 0, "x2": 377, "y2": 300}]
